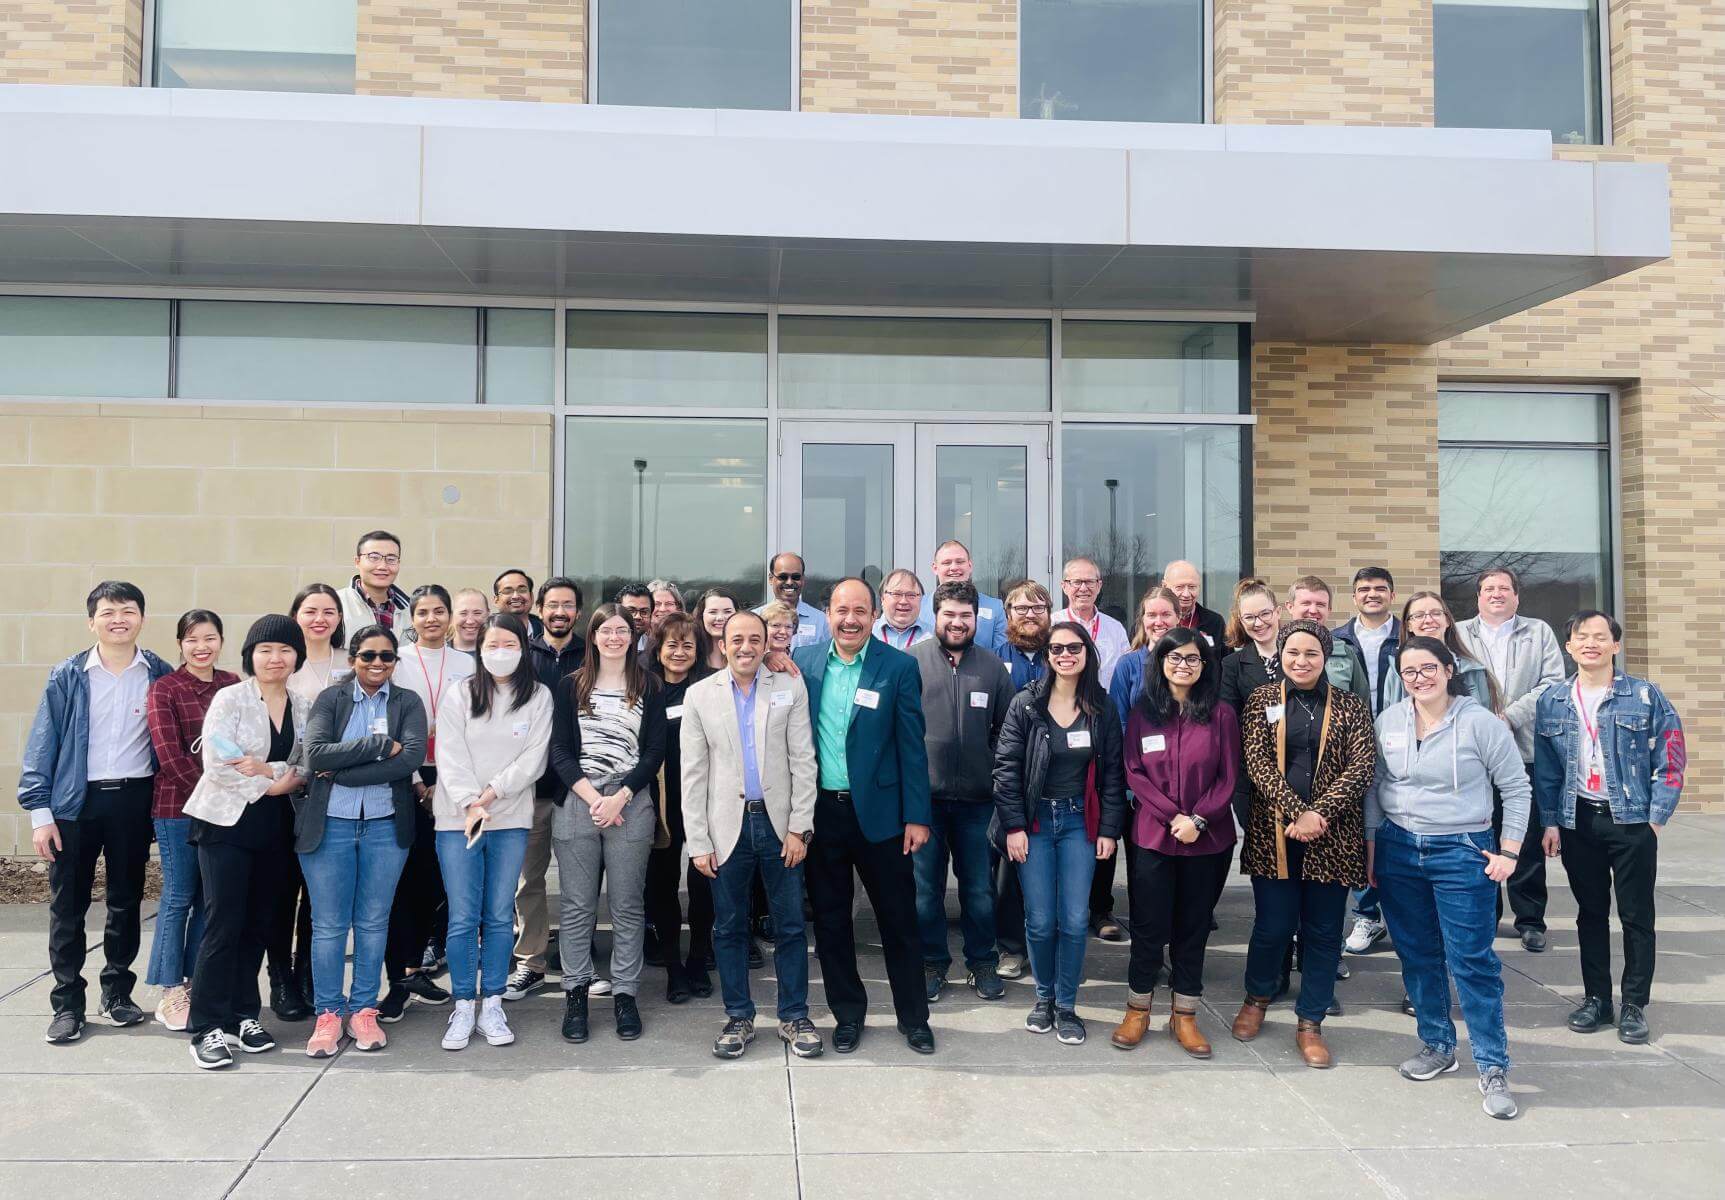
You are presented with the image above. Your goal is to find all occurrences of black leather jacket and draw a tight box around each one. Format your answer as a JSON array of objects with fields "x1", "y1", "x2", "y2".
[{"x1": 991, "y1": 675, "x2": 1127, "y2": 845}]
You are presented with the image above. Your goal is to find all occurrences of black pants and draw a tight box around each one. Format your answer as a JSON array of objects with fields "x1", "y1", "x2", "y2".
[
  {"x1": 265, "y1": 804, "x2": 313, "y2": 985},
  {"x1": 993, "y1": 845, "x2": 1025, "y2": 957},
  {"x1": 645, "y1": 839, "x2": 715, "y2": 975},
  {"x1": 385, "y1": 801, "x2": 443, "y2": 982},
  {"x1": 189, "y1": 839, "x2": 285, "y2": 1037},
  {"x1": 1492, "y1": 780, "x2": 1548, "y2": 932},
  {"x1": 1089, "y1": 847, "x2": 1120, "y2": 921},
  {"x1": 1126, "y1": 842, "x2": 1232, "y2": 996},
  {"x1": 806, "y1": 791, "x2": 929, "y2": 1027},
  {"x1": 1561, "y1": 803, "x2": 1658, "y2": 1007},
  {"x1": 46, "y1": 780, "x2": 153, "y2": 1016}
]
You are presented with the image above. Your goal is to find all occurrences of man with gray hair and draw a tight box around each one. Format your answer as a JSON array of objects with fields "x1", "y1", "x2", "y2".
[{"x1": 1162, "y1": 559, "x2": 1228, "y2": 650}]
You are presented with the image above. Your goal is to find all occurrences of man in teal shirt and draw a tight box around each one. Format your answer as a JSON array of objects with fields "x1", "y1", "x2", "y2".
[{"x1": 793, "y1": 577, "x2": 935, "y2": 1057}]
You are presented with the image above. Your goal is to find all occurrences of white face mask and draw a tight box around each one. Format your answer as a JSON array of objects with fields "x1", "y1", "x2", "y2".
[{"x1": 481, "y1": 649, "x2": 522, "y2": 678}]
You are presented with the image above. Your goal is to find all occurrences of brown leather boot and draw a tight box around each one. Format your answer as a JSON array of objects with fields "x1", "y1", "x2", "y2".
[
  {"x1": 1168, "y1": 1008, "x2": 1213, "y2": 1059},
  {"x1": 1230, "y1": 996, "x2": 1270, "y2": 1042},
  {"x1": 1295, "y1": 1018, "x2": 1332, "y2": 1068},
  {"x1": 1111, "y1": 1001, "x2": 1152, "y2": 1050}
]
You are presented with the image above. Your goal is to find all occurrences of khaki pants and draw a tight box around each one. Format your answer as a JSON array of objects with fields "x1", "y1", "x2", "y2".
[{"x1": 512, "y1": 798, "x2": 557, "y2": 973}]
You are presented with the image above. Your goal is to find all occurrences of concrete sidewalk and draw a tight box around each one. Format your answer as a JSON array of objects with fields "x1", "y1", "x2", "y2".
[{"x1": 1, "y1": 813, "x2": 1720, "y2": 1199}]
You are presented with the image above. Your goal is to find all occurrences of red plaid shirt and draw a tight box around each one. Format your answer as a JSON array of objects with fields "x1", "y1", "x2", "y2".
[{"x1": 146, "y1": 666, "x2": 240, "y2": 819}]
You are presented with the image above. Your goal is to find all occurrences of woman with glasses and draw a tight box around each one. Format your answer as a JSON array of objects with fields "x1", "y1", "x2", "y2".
[
  {"x1": 1368, "y1": 636, "x2": 1529, "y2": 1119},
  {"x1": 298, "y1": 626, "x2": 428, "y2": 1058},
  {"x1": 647, "y1": 579, "x2": 684, "y2": 636},
  {"x1": 1113, "y1": 628, "x2": 1238, "y2": 1058},
  {"x1": 761, "y1": 601, "x2": 799, "y2": 660},
  {"x1": 1108, "y1": 585, "x2": 1184, "y2": 731},
  {"x1": 1382, "y1": 592, "x2": 1502, "y2": 711},
  {"x1": 694, "y1": 588, "x2": 738, "y2": 673},
  {"x1": 994, "y1": 623, "x2": 1125, "y2": 1045},
  {"x1": 550, "y1": 605, "x2": 669, "y2": 1044},
  {"x1": 1221, "y1": 579, "x2": 1282, "y2": 827}
]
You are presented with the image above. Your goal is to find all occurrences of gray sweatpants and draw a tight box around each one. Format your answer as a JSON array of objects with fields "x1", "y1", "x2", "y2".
[{"x1": 552, "y1": 791, "x2": 654, "y2": 997}]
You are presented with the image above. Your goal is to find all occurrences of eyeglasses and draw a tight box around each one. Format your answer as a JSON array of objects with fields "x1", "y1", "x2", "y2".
[
  {"x1": 1165, "y1": 653, "x2": 1203, "y2": 668},
  {"x1": 361, "y1": 552, "x2": 401, "y2": 566},
  {"x1": 542, "y1": 601, "x2": 580, "y2": 613},
  {"x1": 772, "y1": 572, "x2": 804, "y2": 583},
  {"x1": 1398, "y1": 663, "x2": 1443, "y2": 682},
  {"x1": 1407, "y1": 610, "x2": 1446, "y2": 625},
  {"x1": 882, "y1": 588, "x2": 922, "y2": 601},
  {"x1": 1062, "y1": 578, "x2": 1100, "y2": 589},
  {"x1": 497, "y1": 585, "x2": 532, "y2": 597},
  {"x1": 1047, "y1": 641, "x2": 1085, "y2": 658},
  {"x1": 354, "y1": 650, "x2": 398, "y2": 664},
  {"x1": 1009, "y1": 604, "x2": 1049, "y2": 617},
  {"x1": 1241, "y1": 610, "x2": 1277, "y2": 626}
]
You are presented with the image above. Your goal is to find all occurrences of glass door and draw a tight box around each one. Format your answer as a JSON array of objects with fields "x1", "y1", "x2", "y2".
[{"x1": 916, "y1": 425, "x2": 1050, "y2": 599}]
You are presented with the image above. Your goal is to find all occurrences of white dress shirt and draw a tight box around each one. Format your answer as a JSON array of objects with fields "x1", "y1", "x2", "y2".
[{"x1": 85, "y1": 647, "x2": 154, "y2": 781}]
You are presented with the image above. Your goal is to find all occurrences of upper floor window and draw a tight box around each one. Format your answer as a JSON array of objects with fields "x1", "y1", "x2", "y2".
[
  {"x1": 153, "y1": 0, "x2": 358, "y2": 93},
  {"x1": 1020, "y1": 0, "x2": 1205, "y2": 124},
  {"x1": 1434, "y1": 0, "x2": 1605, "y2": 144},
  {"x1": 592, "y1": 0, "x2": 795, "y2": 110}
]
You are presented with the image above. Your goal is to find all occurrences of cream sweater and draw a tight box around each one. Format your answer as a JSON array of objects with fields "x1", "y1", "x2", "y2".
[{"x1": 431, "y1": 678, "x2": 553, "y2": 832}]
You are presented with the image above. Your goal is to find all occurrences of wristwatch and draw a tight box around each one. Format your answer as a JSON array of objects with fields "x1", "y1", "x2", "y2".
[
  {"x1": 1190, "y1": 814, "x2": 1210, "y2": 833},
  {"x1": 798, "y1": 829, "x2": 814, "y2": 846}
]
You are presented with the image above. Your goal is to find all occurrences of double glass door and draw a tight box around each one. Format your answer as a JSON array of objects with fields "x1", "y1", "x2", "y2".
[{"x1": 779, "y1": 421, "x2": 1050, "y2": 603}]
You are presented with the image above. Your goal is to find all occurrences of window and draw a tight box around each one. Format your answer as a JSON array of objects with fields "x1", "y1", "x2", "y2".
[
  {"x1": 779, "y1": 316, "x2": 1050, "y2": 412},
  {"x1": 1021, "y1": 0, "x2": 1205, "y2": 124},
  {"x1": 1061, "y1": 424, "x2": 1244, "y2": 625},
  {"x1": 1060, "y1": 321, "x2": 1241, "y2": 414},
  {"x1": 484, "y1": 310, "x2": 555, "y2": 406},
  {"x1": 153, "y1": 0, "x2": 358, "y2": 93},
  {"x1": 566, "y1": 311, "x2": 767, "y2": 408},
  {"x1": 177, "y1": 302, "x2": 478, "y2": 404},
  {"x1": 563, "y1": 417, "x2": 768, "y2": 610},
  {"x1": 1435, "y1": 0, "x2": 1605, "y2": 144},
  {"x1": 1439, "y1": 389, "x2": 1615, "y2": 635},
  {"x1": 592, "y1": 0, "x2": 794, "y2": 110},
  {"x1": 0, "y1": 297, "x2": 170, "y2": 398}
]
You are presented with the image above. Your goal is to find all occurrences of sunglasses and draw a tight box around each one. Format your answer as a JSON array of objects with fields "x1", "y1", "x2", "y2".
[
  {"x1": 773, "y1": 572, "x2": 804, "y2": 583},
  {"x1": 1047, "y1": 641, "x2": 1086, "y2": 657},
  {"x1": 354, "y1": 650, "x2": 398, "y2": 664}
]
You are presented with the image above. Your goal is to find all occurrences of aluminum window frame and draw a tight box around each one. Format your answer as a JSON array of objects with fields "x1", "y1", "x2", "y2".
[{"x1": 587, "y1": 0, "x2": 802, "y2": 112}]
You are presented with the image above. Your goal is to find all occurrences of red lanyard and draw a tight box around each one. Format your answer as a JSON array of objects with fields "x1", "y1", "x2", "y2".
[
  {"x1": 1575, "y1": 679, "x2": 1604, "y2": 790},
  {"x1": 415, "y1": 644, "x2": 446, "y2": 760}
]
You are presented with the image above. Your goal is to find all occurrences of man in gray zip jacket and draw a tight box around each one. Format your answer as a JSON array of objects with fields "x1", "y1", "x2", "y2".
[{"x1": 909, "y1": 581, "x2": 1015, "y2": 1003}]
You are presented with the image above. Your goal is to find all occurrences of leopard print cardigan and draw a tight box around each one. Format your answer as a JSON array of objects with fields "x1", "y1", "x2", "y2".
[{"x1": 1237, "y1": 680, "x2": 1375, "y2": 886}]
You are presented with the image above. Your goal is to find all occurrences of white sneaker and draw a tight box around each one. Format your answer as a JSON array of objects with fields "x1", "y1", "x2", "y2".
[
  {"x1": 588, "y1": 977, "x2": 613, "y2": 997},
  {"x1": 442, "y1": 1000, "x2": 476, "y2": 1051},
  {"x1": 1345, "y1": 916, "x2": 1387, "y2": 955},
  {"x1": 476, "y1": 996, "x2": 515, "y2": 1046}
]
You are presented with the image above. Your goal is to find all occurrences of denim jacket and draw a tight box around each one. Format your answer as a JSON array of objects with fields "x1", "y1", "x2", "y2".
[
  {"x1": 1532, "y1": 673, "x2": 1685, "y2": 829},
  {"x1": 19, "y1": 648, "x2": 174, "y2": 823}
]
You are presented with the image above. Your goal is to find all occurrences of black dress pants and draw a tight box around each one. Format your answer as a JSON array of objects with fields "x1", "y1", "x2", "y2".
[
  {"x1": 806, "y1": 791, "x2": 929, "y2": 1028},
  {"x1": 189, "y1": 837, "x2": 285, "y2": 1038},
  {"x1": 385, "y1": 801, "x2": 443, "y2": 982},
  {"x1": 1125, "y1": 842, "x2": 1232, "y2": 996},
  {"x1": 1492, "y1": 780, "x2": 1548, "y2": 932},
  {"x1": 1561, "y1": 802, "x2": 1658, "y2": 1007},
  {"x1": 645, "y1": 838, "x2": 715, "y2": 974},
  {"x1": 1089, "y1": 847, "x2": 1120, "y2": 921},
  {"x1": 265, "y1": 801, "x2": 313, "y2": 985},
  {"x1": 993, "y1": 845, "x2": 1026, "y2": 957},
  {"x1": 46, "y1": 780, "x2": 153, "y2": 1016}
]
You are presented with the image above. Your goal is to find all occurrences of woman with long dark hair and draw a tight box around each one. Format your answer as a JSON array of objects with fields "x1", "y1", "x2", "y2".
[
  {"x1": 550, "y1": 604, "x2": 669, "y2": 1044},
  {"x1": 288, "y1": 584, "x2": 347, "y2": 703},
  {"x1": 694, "y1": 588, "x2": 738, "y2": 673},
  {"x1": 993, "y1": 622, "x2": 1125, "y2": 1046},
  {"x1": 1113, "y1": 628, "x2": 1239, "y2": 1058}
]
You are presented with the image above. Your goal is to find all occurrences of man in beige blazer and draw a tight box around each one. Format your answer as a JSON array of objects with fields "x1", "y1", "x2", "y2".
[{"x1": 681, "y1": 610, "x2": 821, "y2": 1061}]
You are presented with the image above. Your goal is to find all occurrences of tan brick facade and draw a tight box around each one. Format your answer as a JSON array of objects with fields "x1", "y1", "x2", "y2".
[
  {"x1": 801, "y1": 0, "x2": 1016, "y2": 117},
  {"x1": 354, "y1": 0, "x2": 585, "y2": 102},
  {"x1": 0, "y1": 0, "x2": 142, "y2": 86}
]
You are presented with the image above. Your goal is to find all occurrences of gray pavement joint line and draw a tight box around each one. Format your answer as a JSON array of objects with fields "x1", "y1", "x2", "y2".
[
  {"x1": 783, "y1": 1040, "x2": 806, "y2": 1200},
  {"x1": 219, "y1": 1048, "x2": 343, "y2": 1198},
  {"x1": 0, "y1": 902, "x2": 162, "y2": 1005}
]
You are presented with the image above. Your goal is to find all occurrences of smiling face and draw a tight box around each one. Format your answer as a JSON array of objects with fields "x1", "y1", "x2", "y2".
[
  {"x1": 1397, "y1": 647, "x2": 1451, "y2": 702},
  {"x1": 650, "y1": 589, "x2": 682, "y2": 630},
  {"x1": 1163, "y1": 562, "x2": 1201, "y2": 619},
  {"x1": 1289, "y1": 586, "x2": 1332, "y2": 623},
  {"x1": 539, "y1": 586, "x2": 580, "y2": 640},
  {"x1": 701, "y1": 595, "x2": 735, "y2": 639},
  {"x1": 1281, "y1": 631, "x2": 1326, "y2": 689},
  {"x1": 658, "y1": 628, "x2": 698, "y2": 679},
  {"x1": 1061, "y1": 561, "x2": 1102, "y2": 613},
  {"x1": 355, "y1": 537, "x2": 401, "y2": 594},
  {"x1": 294, "y1": 593, "x2": 340, "y2": 648},
  {"x1": 88, "y1": 597, "x2": 143, "y2": 649},
  {"x1": 1566, "y1": 615, "x2": 1621, "y2": 672},
  {"x1": 411, "y1": 595, "x2": 449, "y2": 648},
  {"x1": 453, "y1": 593, "x2": 489, "y2": 647},
  {"x1": 881, "y1": 574, "x2": 923, "y2": 630},
  {"x1": 1478, "y1": 572, "x2": 1519, "y2": 622},
  {"x1": 1239, "y1": 593, "x2": 1279, "y2": 649},
  {"x1": 724, "y1": 613, "x2": 767, "y2": 677},
  {"x1": 769, "y1": 554, "x2": 805, "y2": 605},
  {"x1": 766, "y1": 617, "x2": 795, "y2": 652},
  {"x1": 828, "y1": 580, "x2": 876, "y2": 656},
  {"x1": 1405, "y1": 597, "x2": 1450, "y2": 641},
  {"x1": 1353, "y1": 575, "x2": 1394, "y2": 619},
  {"x1": 592, "y1": 614, "x2": 635, "y2": 665},
  {"x1": 932, "y1": 544, "x2": 973, "y2": 586},
  {"x1": 935, "y1": 600, "x2": 977, "y2": 652},
  {"x1": 180, "y1": 621, "x2": 222, "y2": 673},
  {"x1": 1162, "y1": 643, "x2": 1203, "y2": 690},
  {"x1": 348, "y1": 634, "x2": 398, "y2": 690},
  {"x1": 1141, "y1": 596, "x2": 1178, "y2": 644},
  {"x1": 494, "y1": 572, "x2": 533, "y2": 616},
  {"x1": 1046, "y1": 631, "x2": 1087, "y2": 680},
  {"x1": 251, "y1": 641, "x2": 300, "y2": 685}
]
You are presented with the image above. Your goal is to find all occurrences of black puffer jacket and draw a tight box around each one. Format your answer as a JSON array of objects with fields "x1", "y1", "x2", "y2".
[{"x1": 991, "y1": 675, "x2": 1127, "y2": 846}]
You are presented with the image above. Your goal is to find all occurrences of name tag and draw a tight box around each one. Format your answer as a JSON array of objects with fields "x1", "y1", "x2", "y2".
[
  {"x1": 854, "y1": 688, "x2": 880, "y2": 710},
  {"x1": 980, "y1": 608, "x2": 996, "y2": 622},
  {"x1": 1067, "y1": 729, "x2": 1092, "y2": 749},
  {"x1": 770, "y1": 690, "x2": 794, "y2": 709},
  {"x1": 1141, "y1": 734, "x2": 1166, "y2": 754},
  {"x1": 665, "y1": 704, "x2": 684, "y2": 720},
  {"x1": 370, "y1": 716, "x2": 389, "y2": 736},
  {"x1": 1202, "y1": 633, "x2": 1214, "y2": 646},
  {"x1": 511, "y1": 720, "x2": 531, "y2": 738},
  {"x1": 1265, "y1": 704, "x2": 1284, "y2": 725},
  {"x1": 969, "y1": 690, "x2": 990, "y2": 709},
  {"x1": 596, "y1": 697, "x2": 623, "y2": 716}
]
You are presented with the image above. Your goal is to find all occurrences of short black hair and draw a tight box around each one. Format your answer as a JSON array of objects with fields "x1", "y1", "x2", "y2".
[
  {"x1": 537, "y1": 576, "x2": 582, "y2": 609},
  {"x1": 86, "y1": 580, "x2": 146, "y2": 618},
  {"x1": 723, "y1": 609, "x2": 769, "y2": 638},
  {"x1": 614, "y1": 583, "x2": 652, "y2": 604},
  {"x1": 931, "y1": 580, "x2": 979, "y2": 616},
  {"x1": 493, "y1": 568, "x2": 534, "y2": 594},
  {"x1": 346, "y1": 624, "x2": 400, "y2": 656},
  {"x1": 1477, "y1": 565, "x2": 1520, "y2": 594},
  {"x1": 409, "y1": 583, "x2": 452, "y2": 615},
  {"x1": 354, "y1": 530, "x2": 401, "y2": 555},
  {"x1": 1565, "y1": 609, "x2": 1623, "y2": 642},
  {"x1": 769, "y1": 551, "x2": 806, "y2": 574},
  {"x1": 1353, "y1": 566, "x2": 1394, "y2": 589}
]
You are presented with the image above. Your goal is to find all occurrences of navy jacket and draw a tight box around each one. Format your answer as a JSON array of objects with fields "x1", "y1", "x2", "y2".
[{"x1": 20, "y1": 648, "x2": 174, "y2": 823}]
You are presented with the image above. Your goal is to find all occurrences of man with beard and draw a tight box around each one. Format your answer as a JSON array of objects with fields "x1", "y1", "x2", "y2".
[
  {"x1": 756, "y1": 552, "x2": 829, "y2": 651},
  {"x1": 918, "y1": 541, "x2": 1006, "y2": 654},
  {"x1": 506, "y1": 577, "x2": 586, "y2": 1001},
  {"x1": 909, "y1": 582, "x2": 1013, "y2": 1003},
  {"x1": 493, "y1": 568, "x2": 544, "y2": 639},
  {"x1": 1000, "y1": 581, "x2": 1054, "y2": 690},
  {"x1": 1162, "y1": 560, "x2": 1228, "y2": 651}
]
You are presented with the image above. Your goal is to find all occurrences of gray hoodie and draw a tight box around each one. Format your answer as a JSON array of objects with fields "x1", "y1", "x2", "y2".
[{"x1": 1365, "y1": 695, "x2": 1532, "y2": 845}]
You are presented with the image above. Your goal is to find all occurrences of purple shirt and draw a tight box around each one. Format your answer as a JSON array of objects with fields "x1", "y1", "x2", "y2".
[{"x1": 1122, "y1": 703, "x2": 1241, "y2": 855}]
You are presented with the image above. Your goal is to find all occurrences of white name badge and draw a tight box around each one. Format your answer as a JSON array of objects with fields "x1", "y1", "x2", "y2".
[
  {"x1": 1067, "y1": 729, "x2": 1092, "y2": 749},
  {"x1": 370, "y1": 716, "x2": 389, "y2": 736},
  {"x1": 1265, "y1": 704, "x2": 1285, "y2": 725},
  {"x1": 1202, "y1": 633, "x2": 1214, "y2": 646},
  {"x1": 770, "y1": 690, "x2": 794, "y2": 709},
  {"x1": 969, "y1": 690, "x2": 990, "y2": 709},
  {"x1": 1141, "y1": 734, "x2": 1166, "y2": 754},
  {"x1": 854, "y1": 688, "x2": 881, "y2": 710},
  {"x1": 511, "y1": 720, "x2": 531, "y2": 738},
  {"x1": 665, "y1": 705, "x2": 684, "y2": 720},
  {"x1": 981, "y1": 608, "x2": 996, "y2": 622}
]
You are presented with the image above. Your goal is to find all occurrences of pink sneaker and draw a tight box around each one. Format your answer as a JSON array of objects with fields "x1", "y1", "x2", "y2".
[
  {"x1": 305, "y1": 1012, "x2": 343, "y2": 1058},
  {"x1": 155, "y1": 984, "x2": 191, "y2": 1032},
  {"x1": 348, "y1": 1007, "x2": 387, "y2": 1051}
]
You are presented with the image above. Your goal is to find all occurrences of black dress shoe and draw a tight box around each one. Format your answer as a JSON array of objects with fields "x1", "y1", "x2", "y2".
[
  {"x1": 684, "y1": 959, "x2": 714, "y2": 999},
  {"x1": 1270, "y1": 973, "x2": 1292, "y2": 1003},
  {"x1": 1520, "y1": 928, "x2": 1548, "y2": 953},
  {"x1": 666, "y1": 968, "x2": 692, "y2": 1005},
  {"x1": 832, "y1": 1021, "x2": 864, "y2": 1053},
  {"x1": 897, "y1": 1021, "x2": 936, "y2": 1055},
  {"x1": 1617, "y1": 1002, "x2": 1650, "y2": 1044},
  {"x1": 562, "y1": 985, "x2": 590, "y2": 1043},
  {"x1": 747, "y1": 939, "x2": 765, "y2": 969},
  {"x1": 614, "y1": 994, "x2": 643, "y2": 1041},
  {"x1": 1400, "y1": 995, "x2": 1417, "y2": 1017},
  {"x1": 1567, "y1": 995, "x2": 1615, "y2": 1033},
  {"x1": 271, "y1": 980, "x2": 312, "y2": 1023},
  {"x1": 1327, "y1": 996, "x2": 1344, "y2": 1017},
  {"x1": 752, "y1": 915, "x2": 776, "y2": 944}
]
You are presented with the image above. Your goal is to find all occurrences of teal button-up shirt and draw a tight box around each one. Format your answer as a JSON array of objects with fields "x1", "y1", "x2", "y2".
[{"x1": 816, "y1": 640, "x2": 868, "y2": 791}]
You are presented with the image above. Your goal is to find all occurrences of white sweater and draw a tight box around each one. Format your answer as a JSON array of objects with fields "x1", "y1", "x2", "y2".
[{"x1": 431, "y1": 678, "x2": 554, "y2": 832}]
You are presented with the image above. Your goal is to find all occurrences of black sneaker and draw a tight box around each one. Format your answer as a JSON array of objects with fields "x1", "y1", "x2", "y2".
[
  {"x1": 685, "y1": 959, "x2": 714, "y2": 999},
  {"x1": 45, "y1": 1011, "x2": 84, "y2": 1045},
  {"x1": 504, "y1": 966, "x2": 545, "y2": 1001},
  {"x1": 752, "y1": 914, "x2": 776, "y2": 944},
  {"x1": 101, "y1": 995, "x2": 145, "y2": 1027},
  {"x1": 270, "y1": 979, "x2": 311, "y2": 1023},
  {"x1": 925, "y1": 965, "x2": 948, "y2": 1003},
  {"x1": 399, "y1": 973, "x2": 452, "y2": 1006},
  {"x1": 1025, "y1": 998, "x2": 1056, "y2": 1034},
  {"x1": 377, "y1": 984, "x2": 410, "y2": 1024},
  {"x1": 1055, "y1": 1009, "x2": 1087, "y2": 1045},
  {"x1": 747, "y1": 939, "x2": 765, "y2": 970},
  {"x1": 190, "y1": 1029, "x2": 235, "y2": 1070},
  {"x1": 561, "y1": 985, "x2": 590, "y2": 1043},
  {"x1": 967, "y1": 965, "x2": 1006, "y2": 1001},
  {"x1": 236, "y1": 1018, "x2": 277, "y2": 1053},
  {"x1": 614, "y1": 994, "x2": 643, "y2": 1041}
]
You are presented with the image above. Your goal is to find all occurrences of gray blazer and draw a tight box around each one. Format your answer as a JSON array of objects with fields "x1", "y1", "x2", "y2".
[
  {"x1": 1457, "y1": 614, "x2": 1565, "y2": 760},
  {"x1": 296, "y1": 681, "x2": 427, "y2": 853},
  {"x1": 679, "y1": 668, "x2": 817, "y2": 867}
]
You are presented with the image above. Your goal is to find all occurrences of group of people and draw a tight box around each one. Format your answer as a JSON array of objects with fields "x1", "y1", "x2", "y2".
[{"x1": 21, "y1": 531, "x2": 1687, "y2": 1122}]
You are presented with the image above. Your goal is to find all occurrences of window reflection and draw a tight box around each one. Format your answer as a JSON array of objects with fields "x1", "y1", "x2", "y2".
[
  {"x1": 1061, "y1": 321, "x2": 1241, "y2": 414},
  {"x1": 0, "y1": 297, "x2": 169, "y2": 398},
  {"x1": 595, "y1": 0, "x2": 793, "y2": 110},
  {"x1": 1021, "y1": 0, "x2": 1205, "y2": 123},
  {"x1": 779, "y1": 316, "x2": 1049, "y2": 412},
  {"x1": 566, "y1": 311, "x2": 766, "y2": 408},
  {"x1": 1435, "y1": 0, "x2": 1603, "y2": 144},
  {"x1": 155, "y1": 0, "x2": 358, "y2": 93}
]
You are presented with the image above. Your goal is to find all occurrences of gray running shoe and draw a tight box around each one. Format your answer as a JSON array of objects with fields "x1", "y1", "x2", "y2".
[
  {"x1": 1479, "y1": 1067, "x2": 1519, "y2": 1120},
  {"x1": 1399, "y1": 1043, "x2": 1459, "y2": 1081}
]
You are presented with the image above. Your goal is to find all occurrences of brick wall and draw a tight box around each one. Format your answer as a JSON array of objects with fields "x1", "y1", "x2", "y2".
[
  {"x1": 801, "y1": 0, "x2": 1016, "y2": 117},
  {"x1": 0, "y1": 404, "x2": 552, "y2": 854},
  {"x1": 355, "y1": 0, "x2": 585, "y2": 102},
  {"x1": 0, "y1": 0, "x2": 142, "y2": 85}
]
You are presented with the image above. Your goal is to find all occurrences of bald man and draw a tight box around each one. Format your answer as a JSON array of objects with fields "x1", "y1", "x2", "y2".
[{"x1": 1162, "y1": 560, "x2": 1227, "y2": 651}]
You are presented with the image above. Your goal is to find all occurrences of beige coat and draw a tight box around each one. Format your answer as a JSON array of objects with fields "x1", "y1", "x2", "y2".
[
  {"x1": 182, "y1": 679, "x2": 308, "y2": 827},
  {"x1": 679, "y1": 667, "x2": 817, "y2": 866}
]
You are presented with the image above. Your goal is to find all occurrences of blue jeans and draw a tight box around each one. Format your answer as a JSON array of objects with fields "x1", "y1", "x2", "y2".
[
  {"x1": 298, "y1": 816, "x2": 410, "y2": 1016},
  {"x1": 435, "y1": 827, "x2": 528, "y2": 1002},
  {"x1": 1375, "y1": 821, "x2": 1511, "y2": 1073},
  {"x1": 1018, "y1": 797, "x2": 1096, "y2": 1011},
  {"x1": 146, "y1": 816, "x2": 206, "y2": 988},
  {"x1": 914, "y1": 799, "x2": 998, "y2": 973},
  {"x1": 1245, "y1": 875, "x2": 1348, "y2": 1023},
  {"x1": 712, "y1": 810, "x2": 809, "y2": 1022},
  {"x1": 1351, "y1": 884, "x2": 1381, "y2": 921}
]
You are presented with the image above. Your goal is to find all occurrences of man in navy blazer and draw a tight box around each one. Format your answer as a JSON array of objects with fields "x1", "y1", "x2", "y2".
[{"x1": 793, "y1": 577, "x2": 936, "y2": 1055}]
